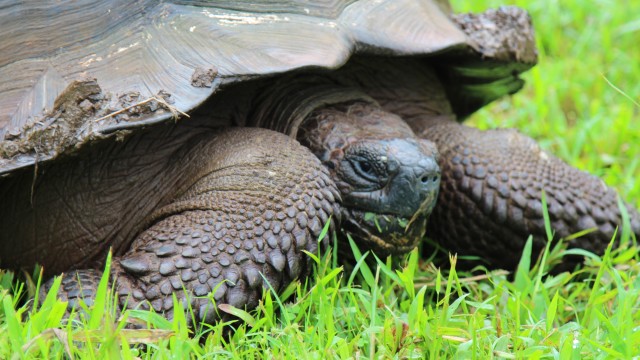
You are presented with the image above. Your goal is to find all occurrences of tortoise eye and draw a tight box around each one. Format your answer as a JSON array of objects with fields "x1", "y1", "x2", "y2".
[{"x1": 354, "y1": 159, "x2": 376, "y2": 179}]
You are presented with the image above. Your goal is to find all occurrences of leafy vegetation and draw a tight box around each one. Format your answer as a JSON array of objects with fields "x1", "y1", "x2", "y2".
[{"x1": 1, "y1": 0, "x2": 639, "y2": 358}]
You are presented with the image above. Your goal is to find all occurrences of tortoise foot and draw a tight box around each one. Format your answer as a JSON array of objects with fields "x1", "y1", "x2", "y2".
[{"x1": 40, "y1": 270, "x2": 105, "y2": 310}]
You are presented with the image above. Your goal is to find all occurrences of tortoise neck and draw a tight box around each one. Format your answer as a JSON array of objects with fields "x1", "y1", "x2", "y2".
[{"x1": 250, "y1": 77, "x2": 377, "y2": 138}]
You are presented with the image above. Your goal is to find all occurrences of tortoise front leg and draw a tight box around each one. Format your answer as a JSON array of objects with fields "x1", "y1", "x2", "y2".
[
  {"x1": 42, "y1": 128, "x2": 340, "y2": 324},
  {"x1": 417, "y1": 121, "x2": 640, "y2": 270}
]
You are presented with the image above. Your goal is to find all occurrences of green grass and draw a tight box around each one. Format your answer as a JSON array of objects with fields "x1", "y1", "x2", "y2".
[{"x1": 1, "y1": 0, "x2": 640, "y2": 358}]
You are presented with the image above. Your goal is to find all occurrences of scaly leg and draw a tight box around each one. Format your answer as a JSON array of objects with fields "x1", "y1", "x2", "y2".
[
  {"x1": 42, "y1": 128, "x2": 340, "y2": 323},
  {"x1": 418, "y1": 121, "x2": 640, "y2": 269}
]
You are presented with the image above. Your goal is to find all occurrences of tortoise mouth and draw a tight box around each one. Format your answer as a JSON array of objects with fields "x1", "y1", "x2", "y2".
[{"x1": 342, "y1": 208, "x2": 429, "y2": 256}]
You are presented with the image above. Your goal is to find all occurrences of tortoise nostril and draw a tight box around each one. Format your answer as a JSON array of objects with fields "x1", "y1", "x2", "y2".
[{"x1": 421, "y1": 174, "x2": 440, "y2": 184}]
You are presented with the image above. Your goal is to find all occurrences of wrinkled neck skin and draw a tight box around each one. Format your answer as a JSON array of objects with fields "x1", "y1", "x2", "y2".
[{"x1": 298, "y1": 101, "x2": 440, "y2": 258}]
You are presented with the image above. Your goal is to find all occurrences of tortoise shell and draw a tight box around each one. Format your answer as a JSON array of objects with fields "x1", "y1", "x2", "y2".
[{"x1": 0, "y1": 0, "x2": 536, "y2": 174}]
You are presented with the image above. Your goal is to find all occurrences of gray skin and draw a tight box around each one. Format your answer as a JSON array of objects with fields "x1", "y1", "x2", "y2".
[{"x1": 1, "y1": 57, "x2": 639, "y2": 324}]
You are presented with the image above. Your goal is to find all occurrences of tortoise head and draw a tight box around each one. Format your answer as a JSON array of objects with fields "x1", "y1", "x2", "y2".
[{"x1": 299, "y1": 101, "x2": 440, "y2": 256}]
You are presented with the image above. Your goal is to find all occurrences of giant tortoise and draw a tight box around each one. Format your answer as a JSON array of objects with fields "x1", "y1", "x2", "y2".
[{"x1": 0, "y1": 0, "x2": 638, "y2": 323}]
